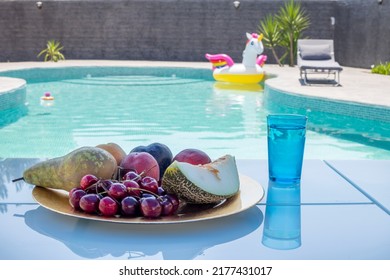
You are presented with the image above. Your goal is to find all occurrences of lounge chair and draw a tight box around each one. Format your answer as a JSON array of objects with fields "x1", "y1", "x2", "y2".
[{"x1": 297, "y1": 39, "x2": 343, "y2": 86}]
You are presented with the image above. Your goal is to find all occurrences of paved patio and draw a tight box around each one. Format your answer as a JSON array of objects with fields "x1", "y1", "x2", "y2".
[
  {"x1": 1, "y1": 60, "x2": 389, "y2": 108},
  {"x1": 264, "y1": 64, "x2": 390, "y2": 108}
]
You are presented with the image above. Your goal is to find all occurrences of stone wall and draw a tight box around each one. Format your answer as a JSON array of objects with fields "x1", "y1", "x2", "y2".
[
  {"x1": 334, "y1": 0, "x2": 390, "y2": 68},
  {"x1": 0, "y1": 0, "x2": 388, "y2": 68}
]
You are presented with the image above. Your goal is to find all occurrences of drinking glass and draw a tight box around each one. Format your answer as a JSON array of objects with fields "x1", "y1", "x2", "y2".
[{"x1": 267, "y1": 114, "x2": 307, "y2": 183}]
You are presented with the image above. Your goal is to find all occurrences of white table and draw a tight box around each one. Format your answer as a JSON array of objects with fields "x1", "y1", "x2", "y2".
[{"x1": 1, "y1": 158, "x2": 389, "y2": 260}]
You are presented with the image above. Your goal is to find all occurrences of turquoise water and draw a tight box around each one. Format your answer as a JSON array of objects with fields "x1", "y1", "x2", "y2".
[{"x1": 1, "y1": 67, "x2": 389, "y2": 160}]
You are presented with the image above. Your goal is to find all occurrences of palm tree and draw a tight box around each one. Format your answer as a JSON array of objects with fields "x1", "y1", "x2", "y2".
[
  {"x1": 276, "y1": 0, "x2": 310, "y2": 66},
  {"x1": 38, "y1": 40, "x2": 65, "y2": 62},
  {"x1": 258, "y1": 14, "x2": 284, "y2": 67}
]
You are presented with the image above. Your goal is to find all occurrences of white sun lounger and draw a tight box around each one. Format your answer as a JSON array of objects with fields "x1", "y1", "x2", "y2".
[{"x1": 297, "y1": 39, "x2": 343, "y2": 86}]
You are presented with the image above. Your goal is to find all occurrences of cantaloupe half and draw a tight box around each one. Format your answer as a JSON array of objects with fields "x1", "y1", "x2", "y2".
[{"x1": 162, "y1": 154, "x2": 240, "y2": 204}]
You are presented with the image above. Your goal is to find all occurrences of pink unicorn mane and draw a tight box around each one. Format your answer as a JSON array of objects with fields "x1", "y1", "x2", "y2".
[{"x1": 246, "y1": 33, "x2": 259, "y2": 44}]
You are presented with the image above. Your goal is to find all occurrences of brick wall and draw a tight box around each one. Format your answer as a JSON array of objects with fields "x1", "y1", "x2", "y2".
[
  {"x1": 334, "y1": 0, "x2": 390, "y2": 68},
  {"x1": 0, "y1": 0, "x2": 388, "y2": 68}
]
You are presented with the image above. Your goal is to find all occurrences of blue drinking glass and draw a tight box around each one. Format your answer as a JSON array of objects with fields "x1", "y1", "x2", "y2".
[{"x1": 267, "y1": 114, "x2": 307, "y2": 183}]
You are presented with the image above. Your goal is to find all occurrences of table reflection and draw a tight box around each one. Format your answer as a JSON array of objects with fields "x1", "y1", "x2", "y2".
[
  {"x1": 262, "y1": 181, "x2": 301, "y2": 250},
  {"x1": 23, "y1": 205, "x2": 263, "y2": 260}
]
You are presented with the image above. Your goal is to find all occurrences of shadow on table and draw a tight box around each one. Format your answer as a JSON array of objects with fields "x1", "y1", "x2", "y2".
[{"x1": 24, "y1": 205, "x2": 263, "y2": 260}]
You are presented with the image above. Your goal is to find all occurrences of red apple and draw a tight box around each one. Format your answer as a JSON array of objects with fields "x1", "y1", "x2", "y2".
[
  {"x1": 172, "y1": 148, "x2": 211, "y2": 165},
  {"x1": 120, "y1": 152, "x2": 160, "y2": 182}
]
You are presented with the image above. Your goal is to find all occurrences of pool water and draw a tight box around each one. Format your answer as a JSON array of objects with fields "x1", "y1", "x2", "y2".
[{"x1": 1, "y1": 67, "x2": 389, "y2": 160}]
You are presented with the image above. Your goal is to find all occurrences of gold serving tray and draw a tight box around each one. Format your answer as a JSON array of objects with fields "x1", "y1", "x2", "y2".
[{"x1": 32, "y1": 174, "x2": 264, "y2": 224}]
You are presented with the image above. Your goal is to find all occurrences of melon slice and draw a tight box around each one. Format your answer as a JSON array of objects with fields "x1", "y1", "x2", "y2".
[{"x1": 162, "y1": 154, "x2": 240, "y2": 204}]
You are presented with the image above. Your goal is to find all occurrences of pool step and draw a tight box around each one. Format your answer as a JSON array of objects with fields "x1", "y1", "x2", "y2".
[{"x1": 62, "y1": 75, "x2": 203, "y2": 86}]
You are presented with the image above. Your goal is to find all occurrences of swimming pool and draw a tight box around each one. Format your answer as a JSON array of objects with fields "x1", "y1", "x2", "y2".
[{"x1": 1, "y1": 66, "x2": 389, "y2": 160}]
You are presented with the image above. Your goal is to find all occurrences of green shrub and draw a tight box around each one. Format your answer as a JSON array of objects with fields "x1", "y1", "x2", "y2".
[
  {"x1": 258, "y1": 14, "x2": 284, "y2": 67},
  {"x1": 38, "y1": 40, "x2": 65, "y2": 62},
  {"x1": 371, "y1": 62, "x2": 390, "y2": 75},
  {"x1": 258, "y1": 0, "x2": 310, "y2": 67}
]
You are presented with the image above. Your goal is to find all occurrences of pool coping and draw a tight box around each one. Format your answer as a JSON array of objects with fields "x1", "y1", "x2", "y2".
[
  {"x1": 0, "y1": 77, "x2": 26, "y2": 111},
  {"x1": 1, "y1": 60, "x2": 389, "y2": 110},
  {"x1": 0, "y1": 77, "x2": 26, "y2": 93}
]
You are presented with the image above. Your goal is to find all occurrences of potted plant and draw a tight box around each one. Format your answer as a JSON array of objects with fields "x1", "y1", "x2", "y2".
[
  {"x1": 258, "y1": 14, "x2": 284, "y2": 67},
  {"x1": 258, "y1": 0, "x2": 310, "y2": 67},
  {"x1": 38, "y1": 40, "x2": 65, "y2": 62}
]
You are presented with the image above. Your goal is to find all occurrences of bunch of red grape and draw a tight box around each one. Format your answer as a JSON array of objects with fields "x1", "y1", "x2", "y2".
[{"x1": 68, "y1": 171, "x2": 180, "y2": 219}]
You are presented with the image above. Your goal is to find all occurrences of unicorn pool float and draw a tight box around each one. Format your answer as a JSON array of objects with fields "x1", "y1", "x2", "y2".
[{"x1": 205, "y1": 32, "x2": 267, "y2": 84}]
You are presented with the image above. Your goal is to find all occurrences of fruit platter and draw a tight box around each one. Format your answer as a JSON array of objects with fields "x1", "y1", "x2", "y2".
[{"x1": 14, "y1": 142, "x2": 264, "y2": 224}]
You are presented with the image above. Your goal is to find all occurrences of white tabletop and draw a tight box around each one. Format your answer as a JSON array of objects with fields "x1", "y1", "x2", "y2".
[{"x1": 1, "y1": 158, "x2": 389, "y2": 260}]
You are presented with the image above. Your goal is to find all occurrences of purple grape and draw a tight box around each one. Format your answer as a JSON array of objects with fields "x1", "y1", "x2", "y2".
[
  {"x1": 121, "y1": 196, "x2": 140, "y2": 216},
  {"x1": 80, "y1": 174, "x2": 98, "y2": 190},
  {"x1": 140, "y1": 197, "x2": 162, "y2": 218},
  {"x1": 79, "y1": 194, "x2": 100, "y2": 214},
  {"x1": 97, "y1": 179, "x2": 113, "y2": 193},
  {"x1": 141, "y1": 193, "x2": 154, "y2": 199},
  {"x1": 139, "y1": 176, "x2": 159, "y2": 194},
  {"x1": 157, "y1": 187, "x2": 166, "y2": 196},
  {"x1": 160, "y1": 196, "x2": 174, "y2": 216},
  {"x1": 99, "y1": 196, "x2": 119, "y2": 217},
  {"x1": 73, "y1": 176, "x2": 179, "y2": 219},
  {"x1": 69, "y1": 189, "x2": 87, "y2": 210},
  {"x1": 122, "y1": 180, "x2": 142, "y2": 197},
  {"x1": 84, "y1": 179, "x2": 111, "y2": 195},
  {"x1": 123, "y1": 171, "x2": 141, "y2": 182},
  {"x1": 108, "y1": 182, "x2": 127, "y2": 201},
  {"x1": 164, "y1": 193, "x2": 180, "y2": 212},
  {"x1": 69, "y1": 187, "x2": 82, "y2": 197}
]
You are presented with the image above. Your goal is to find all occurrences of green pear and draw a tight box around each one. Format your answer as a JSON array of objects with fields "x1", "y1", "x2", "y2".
[{"x1": 21, "y1": 146, "x2": 117, "y2": 191}]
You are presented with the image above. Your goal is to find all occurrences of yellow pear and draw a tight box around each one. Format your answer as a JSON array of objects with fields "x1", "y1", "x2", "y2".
[{"x1": 21, "y1": 146, "x2": 117, "y2": 191}]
